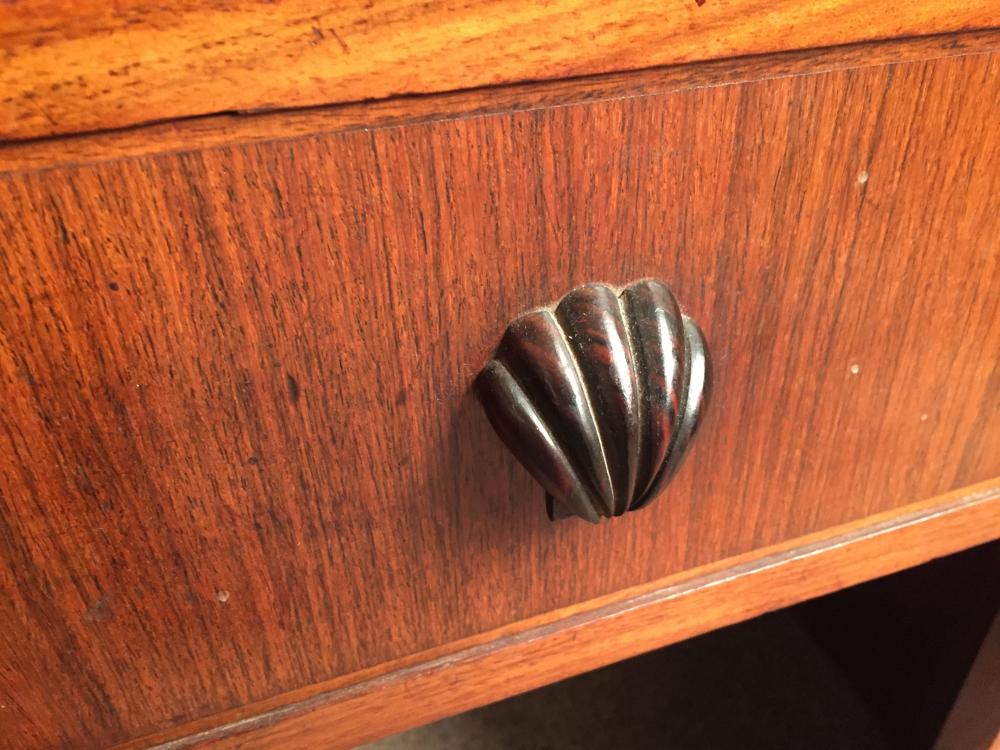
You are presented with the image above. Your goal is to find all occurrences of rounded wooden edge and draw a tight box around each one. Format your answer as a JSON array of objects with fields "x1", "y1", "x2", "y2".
[
  {"x1": 3, "y1": 29, "x2": 1000, "y2": 175},
  {"x1": 123, "y1": 479, "x2": 1000, "y2": 750},
  {"x1": 2, "y1": 2, "x2": 997, "y2": 141}
]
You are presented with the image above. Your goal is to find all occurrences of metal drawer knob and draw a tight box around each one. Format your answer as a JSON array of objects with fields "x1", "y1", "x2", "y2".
[{"x1": 477, "y1": 280, "x2": 709, "y2": 523}]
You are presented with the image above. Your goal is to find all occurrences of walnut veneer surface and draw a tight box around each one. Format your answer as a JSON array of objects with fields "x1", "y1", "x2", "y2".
[
  {"x1": 2, "y1": 0, "x2": 999, "y2": 139},
  {"x1": 0, "y1": 29, "x2": 999, "y2": 750}
]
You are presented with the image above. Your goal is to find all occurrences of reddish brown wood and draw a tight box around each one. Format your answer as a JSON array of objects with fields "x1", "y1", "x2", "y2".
[
  {"x1": 1, "y1": 38, "x2": 999, "y2": 749},
  {"x1": 2, "y1": 0, "x2": 998, "y2": 140},
  {"x1": 125, "y1": 483, "x2": 1000, "y2": 749},
  {"x1": 4, "y1": 29, "x2": 1000, "y2": 174}
]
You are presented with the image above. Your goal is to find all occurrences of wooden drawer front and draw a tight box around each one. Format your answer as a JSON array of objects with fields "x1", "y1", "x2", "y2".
[{"x1": 1, "y1": 46, "x2": 999, "y2": 747}]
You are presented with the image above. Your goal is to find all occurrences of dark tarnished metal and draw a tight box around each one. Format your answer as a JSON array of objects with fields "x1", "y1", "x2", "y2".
[{"x1": 477, "y1": 279, "x2": 709, "y2": 523}]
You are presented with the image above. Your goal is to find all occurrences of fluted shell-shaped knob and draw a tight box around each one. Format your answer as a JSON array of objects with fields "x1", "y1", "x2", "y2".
[{"x1": 477, "y1": 280, "x2": 708, "y2": 523}]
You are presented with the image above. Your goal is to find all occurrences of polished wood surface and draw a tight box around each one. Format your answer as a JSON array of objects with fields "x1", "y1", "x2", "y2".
[
  {"x1": 2, "y1": 0, "x2": 999, "y2": 140},
  {"x1": 129, "y1": 483, "x2": 1000, "y2": 749},
  {"x1": 2, "y1": 38, "x2": 1000, "y2": 749},
  {"x1": 4, "y1": 29, "x2": 999, "y2": 174}
]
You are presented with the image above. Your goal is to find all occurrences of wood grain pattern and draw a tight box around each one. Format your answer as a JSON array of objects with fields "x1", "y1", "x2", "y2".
[
  {"x1": 130, "y1": 482, "x2": 1000, "y2": 749},
  {"x1": 2, "y1": 0, "x2": 1000, "y2": 140},
  {"x1": 2, "y1": 40, "x2": 1000, "y2": 748},
  {"x1": 4, "y1": 29, "x2": 1000, "y2": 174}
]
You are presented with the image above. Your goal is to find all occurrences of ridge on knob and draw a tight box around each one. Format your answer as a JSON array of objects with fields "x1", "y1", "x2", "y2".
[{"x1": 477, "y1": 279, "x2": 709, "y2": 523}]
